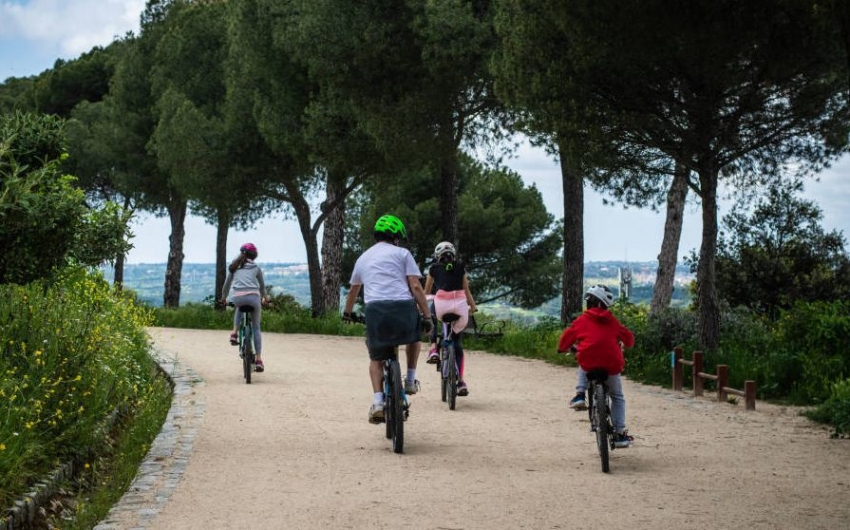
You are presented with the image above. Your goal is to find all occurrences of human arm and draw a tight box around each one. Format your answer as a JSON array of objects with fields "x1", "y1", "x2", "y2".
[
  {"x1": 407, "y1": 276, "x2": 431, "y2": 316},
  {"x1": 557, "y1": 318, "x2": 581, "y2": 353},
  {"x1": 257, "y1": 267, "x2": 270, "y2": 303},
  {"x1": 462, "y1": 273, "x2": 477, "y2": 313},
  {"x1": 423, "y1": 274, "x2": 434, "y2": 296},
  {"x1": 617, "y1": 320, "x2": 635, "y2": 350},
  {"x1": 220, "y1": 271, "x2": 233, "y2": 305},
  {"x1": 342, "y1": 284, "x2": 362, "y2": 322}
]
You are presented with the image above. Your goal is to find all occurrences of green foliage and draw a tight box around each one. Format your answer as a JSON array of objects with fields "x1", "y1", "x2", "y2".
[
  {"x1": 713, "y1": 180, "x2": 850, "y2": 319},
  {"x1": 0, "y1": 112, "x2": 132, "y2": 284},
  {"x1": 348, "y1": 153, "x2": 562, "y2": 309},
  {"x1": 0, "y1": 270, "x2": 159, "y2": 505},
  {"x1": 806, "y1": 378, "x2": 850, "y2": 438},
  {"x1": 774, "y1": 301, "x2": 850, "y2": 403}
]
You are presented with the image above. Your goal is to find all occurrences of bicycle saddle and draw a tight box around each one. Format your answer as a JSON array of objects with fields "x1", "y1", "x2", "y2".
[
  {"x1": 238, "y1": 305, "x2": 255, "y2": 313},
  {"x1": 440, "y1": 313, "x2": 461, "y2": 323},
  {"x1": 586, "y1": 369, "x2": 609, "y2": 382}
]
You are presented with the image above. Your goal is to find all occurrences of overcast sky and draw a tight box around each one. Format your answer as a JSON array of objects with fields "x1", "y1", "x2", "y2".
[{"x1": 3, "y1": 0, "x2": 849, "y2": 265}]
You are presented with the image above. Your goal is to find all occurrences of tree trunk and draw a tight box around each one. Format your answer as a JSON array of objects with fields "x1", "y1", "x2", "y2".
[
  {"x1": 558, "y1": 137, "x2": 584, "y2": 325},
  {"x1": 286, "y1": 183, "x2": 324, "y2": 317},
  {"x1": 163, "y1": 198, "x2": 187, "y2": 308},
  {"x1": 215, "y1": 208, "x2": 229, "y2": 307},
  {"x1": 439, "y1": 153, "x2": 459, "y2": 245},
  {"x1": 113, "y1": 251, "x2": 125, "y2": 290},
  {"x1": 696, "y1": 160, "x2": 720, "y2": 351},
  {"x1": 321, "y1": 175, "x2": 345, "y2": 316},
  {"x1": 650, "y1": 164, "x2": 690, "y2": 315}
]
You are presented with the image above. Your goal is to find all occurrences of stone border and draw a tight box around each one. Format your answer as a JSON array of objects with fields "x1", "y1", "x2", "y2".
[{"x1": 92, "y1": 350, "x2": 205, "y2": 530}]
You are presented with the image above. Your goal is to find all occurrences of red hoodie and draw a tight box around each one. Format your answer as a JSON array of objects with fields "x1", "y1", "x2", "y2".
[{"x1": 557, "y1": 307, "x2": 635, "y2": 375}]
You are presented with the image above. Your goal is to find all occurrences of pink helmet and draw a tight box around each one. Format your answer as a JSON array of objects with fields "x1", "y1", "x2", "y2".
[{"x1": 240, "y1": 243, "x2": 258, "y2": 259}]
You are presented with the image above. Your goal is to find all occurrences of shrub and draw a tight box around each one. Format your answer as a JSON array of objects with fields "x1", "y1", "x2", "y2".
[
  {"x1": 805, "y1": 378, "x2": 850, "y2": 438},
  {"x1": 0, "y1": 268, "x2": 157, "y2": 504}
]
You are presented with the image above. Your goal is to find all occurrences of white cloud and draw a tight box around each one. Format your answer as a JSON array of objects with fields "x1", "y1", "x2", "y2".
[{"x1": 0, "y1": 0, "x2": 145, "y2": 57}]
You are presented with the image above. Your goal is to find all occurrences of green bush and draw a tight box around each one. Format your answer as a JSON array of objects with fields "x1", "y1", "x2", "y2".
[
  {"x1": 805, "y1": 378, "x2": 850, "y2": 438},
  {"x1": 0, "y1": 269, "x2": 158, "y2": 505}
]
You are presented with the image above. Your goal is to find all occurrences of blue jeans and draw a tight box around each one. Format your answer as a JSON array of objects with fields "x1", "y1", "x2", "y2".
[{"x1": 575, "y1": 368, "x2": 626, "y2": 434}]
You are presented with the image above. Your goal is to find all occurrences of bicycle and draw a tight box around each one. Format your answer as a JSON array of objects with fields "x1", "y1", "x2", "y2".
[
  {"x1": 586, "y1": 368, "x2": 615, "y2": 473},
  {"x1": 230, "y1": 302, "x2": 257, "y2": 384},
  {"x1": 435, "y1": 313, "x2": 462, "y2": 410},
  {"x1": 562, "y1": 346, "x2": 618, "y2": 473},
  {"x1": 347, "y1": 313, "x2": 410, "y2": 454}
]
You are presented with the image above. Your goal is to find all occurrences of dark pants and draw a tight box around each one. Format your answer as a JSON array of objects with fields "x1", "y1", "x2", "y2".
[{"x1": 364, "y1": 300, "x2": 421, "y2": 361}]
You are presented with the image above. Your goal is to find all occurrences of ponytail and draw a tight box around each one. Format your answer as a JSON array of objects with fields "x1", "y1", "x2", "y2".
[{"x1": 228, "y1": 254, "x2": 248, "y2": 274}]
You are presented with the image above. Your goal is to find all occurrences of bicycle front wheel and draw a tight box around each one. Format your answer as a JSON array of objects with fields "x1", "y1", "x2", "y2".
[
  {"x1": 593, "y1": 383, "x2": 610, "y2": 472},
  {"x1": 242, "y1": 335, "x2": 254, "y2": 384},
  {"x1": 388, "y1": 359, "x2": 404, "y2": 453},
  {"x1": 447, "y1": 344, "x2": 458, "y2": 411}
]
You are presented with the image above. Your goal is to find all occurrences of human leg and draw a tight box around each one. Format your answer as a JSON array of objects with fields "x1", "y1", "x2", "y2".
[
  {"x1": 404, "y1": 342, "x2": 421, "y2": 394},
  {"x1": 607, "y1": 373, "x2": 626, "y2": 433},
  {"x1": 426, "y1": 301, "x2": 439, "y2": 363},
  {"x1": 570, "y1": 367, "x2": 588, "y2": 410},
  {"x1": 455, "y1": 333, "x2": 469, "y2": 396}
]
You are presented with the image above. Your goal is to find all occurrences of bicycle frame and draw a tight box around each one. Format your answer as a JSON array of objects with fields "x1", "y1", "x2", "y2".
[
  {"x1": 382, "y1": 350, "x2": 408, "y2": 454},
  {"x1": 237, "y1": 306, "x2": 255, "y2": 384},
  {"x1": 586, "y1": 370, "x2": 614, "y2": 473},
  {"x1": 438, "y1": 317, "x2": 461, "y2": 410}
]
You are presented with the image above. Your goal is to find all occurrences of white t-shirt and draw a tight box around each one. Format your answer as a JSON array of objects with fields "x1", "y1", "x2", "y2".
[{"x1": 350, "y1": 242, "x2": 421, "y2": 304}]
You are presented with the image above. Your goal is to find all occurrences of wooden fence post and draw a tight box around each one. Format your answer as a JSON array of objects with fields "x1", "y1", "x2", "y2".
[
  {"x1": 744, "y1": 381, "x2": 756, "y2": 410},
  {"x1": 692, "y1": 351, "x2": 704, "y2": 397},
  {"x1": 717, "y1": 365, "x2": 729, "y2": 402},
  {"x1": 672, "y1": 347, "x2": 683, "y2": 391}
]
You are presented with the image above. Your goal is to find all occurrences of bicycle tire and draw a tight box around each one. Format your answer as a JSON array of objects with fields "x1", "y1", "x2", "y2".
[
  {"x1": 447, "y1": 344, "x2": 458, "y2": 410},
  {"x1": 440, "y1": 344, "x2": 448, "y2": 402},
  {"x1": 593, "y1": 382, "x2": 610, "y2": 473},
  {"x1": 242, "y1": 318, "x2": 253, "y2": 384},
  {"x1": 389, "y1": 359, "x2": 404, "y2": 453},
  {"x1": 384, "y1": 364, "x2": 393, "y2": 440}
]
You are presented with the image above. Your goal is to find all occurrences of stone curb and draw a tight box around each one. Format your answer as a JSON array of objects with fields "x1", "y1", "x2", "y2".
[{"x1": 92, "y1": 350, "x2": 205, "y2": 530}]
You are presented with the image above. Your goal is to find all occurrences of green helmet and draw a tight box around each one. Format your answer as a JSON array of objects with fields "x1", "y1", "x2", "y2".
[{"x1": 374, "y1": 214, "x2": 407, "y2": 240}]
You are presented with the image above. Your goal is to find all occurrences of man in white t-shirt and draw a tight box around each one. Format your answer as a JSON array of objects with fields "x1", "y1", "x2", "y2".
[{"x1": 343, "y1": 214, "x2": 432, "y2": 424}]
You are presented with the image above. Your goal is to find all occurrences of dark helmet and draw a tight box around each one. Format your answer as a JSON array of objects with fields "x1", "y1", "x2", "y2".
[
  {"x1": 240, "y1": 243, "x2": 258, "y2": 259},
  {"x1": 373, "y1": 214, "x2": 407, "y2": 241},
  {"x1": 585, "y1": 284, "x2": 614, "y2": 308}
]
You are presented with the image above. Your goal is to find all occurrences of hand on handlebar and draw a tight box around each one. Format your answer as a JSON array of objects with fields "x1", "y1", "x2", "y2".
[
  {"x1": 342, "y1": 311, "x2": 355, "y2": 324},
  {"x1": 421, "y1": 317, "x2": 433, "y2": 334}
]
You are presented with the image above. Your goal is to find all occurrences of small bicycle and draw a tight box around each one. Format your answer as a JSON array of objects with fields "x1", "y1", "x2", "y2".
[
  {"x1": 435, "y1": 313, "x2": 462, "y2": 410},
  {"x1": 230, "y1": 302, "x2": 257, "y2": 384},
  {"x1": 562, "y1": 346, "x2": 618, "y2": 473},
  {"x1": 586, "y1": 369, "x2": 615, "y2": 473},
  {"x1": 347, "y1": 313, "x2": 409, "y2": 454}
]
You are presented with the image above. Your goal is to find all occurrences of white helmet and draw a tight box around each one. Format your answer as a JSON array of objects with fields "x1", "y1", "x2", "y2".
[
  {"x1": 585, "y1": 284, "x2": 615, "y2": 308},
  {"x1": 434, "y1": 241, "x2": 456, "y2": 261}
]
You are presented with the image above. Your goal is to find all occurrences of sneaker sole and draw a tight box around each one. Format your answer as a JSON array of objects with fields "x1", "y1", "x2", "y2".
[
  {"x1": 369, "y1": 413, "x2": 384, "y2": 424},
  {"x1": 570, "y1": 403, "x2": 587, "y2": 411}
]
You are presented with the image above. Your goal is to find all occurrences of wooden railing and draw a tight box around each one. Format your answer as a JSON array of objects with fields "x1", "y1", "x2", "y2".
[{"x1": 671, "y1": 347, "x2": 756, "y2": 410}]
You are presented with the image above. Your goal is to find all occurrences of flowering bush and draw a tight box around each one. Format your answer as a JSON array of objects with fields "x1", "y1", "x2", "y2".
[{"x1": 0, "y1": 269, "x2": 156, "y2": 504}]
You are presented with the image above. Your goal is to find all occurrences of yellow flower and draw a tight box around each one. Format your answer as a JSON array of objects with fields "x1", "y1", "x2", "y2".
[
  {"x1": 0, "y1": 444, "x2": 5, "y2": 450},
  {"x1": 84, "y1": 463, "x2": 90, "y2": 469}
]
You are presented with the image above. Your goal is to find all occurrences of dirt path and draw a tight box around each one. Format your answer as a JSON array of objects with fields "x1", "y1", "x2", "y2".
[{"x1": 106, "y1": 328, "x2": 850, "y2": 529}]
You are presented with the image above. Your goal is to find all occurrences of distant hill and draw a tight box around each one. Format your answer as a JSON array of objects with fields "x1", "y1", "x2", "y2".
[{"x1": 103, "y1": 261, "x2": 694, "y2": 315}]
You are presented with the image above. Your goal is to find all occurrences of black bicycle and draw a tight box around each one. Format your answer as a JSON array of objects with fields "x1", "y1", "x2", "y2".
[
  {"x1": 382, "y1": 350, "x2": 408, "y2": 453},
  {"x1": 346, "y1": 312, "x2": 409, "y2": 454},
  {"x1": 586, "y1": 369, "x2": 615, "y2": 473},
  {"x1": 231, "y1": 303, "x2": 256, "y2": 384},
  {"x1": 436, "y1": 313, "x2": 462, "y2": 410}
]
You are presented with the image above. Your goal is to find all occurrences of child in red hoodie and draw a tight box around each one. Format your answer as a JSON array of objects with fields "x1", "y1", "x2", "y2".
[{"x1": 558, "y1": 285, "x2": 635, "y2": 447}]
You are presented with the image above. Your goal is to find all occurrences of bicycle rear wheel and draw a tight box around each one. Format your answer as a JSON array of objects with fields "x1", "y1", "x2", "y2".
[
  {"x1": 387, "y1": 359, "x2": 404, "y2": 453},
  {"x1": 440, "y1": 344, "x2": 448, "y2": 402},
  {"x1": 242, "y1": 320, "x2": 253, "y2": 384},
  {"x1": 592, "y1": 382, "x2": 610, "y2": 472},
  {"x1": 447, "y1": 344, "x2": 458, "y2": 410}
]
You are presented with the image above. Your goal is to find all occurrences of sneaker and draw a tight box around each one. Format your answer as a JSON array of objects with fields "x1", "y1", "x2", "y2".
[
  {"x1": 426, "y1": 348, "x2": 439, "y2": 364},
  {"x1": 404, "y1": 379, "x2": 421, "y2": 395},
  {"x1": 254, "y1": 359, "x2": 264, "y2": 373},
  {"x1": 569, "y1": 392, "x2": 587, "y2": 410},
  {"x1": 369, "y1": 403, "x2": 385, "y2": 424},
  {"x1": 457, "y1": 381, "x2": 469, "y2": 396},
  {"x1": 613, "y1": 431, "x2": 634, "y2": 448},
  {"x1": 229, "y1": 333, "x2": 238, "y2": 346}
]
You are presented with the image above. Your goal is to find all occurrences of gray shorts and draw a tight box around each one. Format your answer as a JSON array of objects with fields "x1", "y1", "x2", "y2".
[{"x1": 364, "y1": 300, "x2": 421, "y2": 361}]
